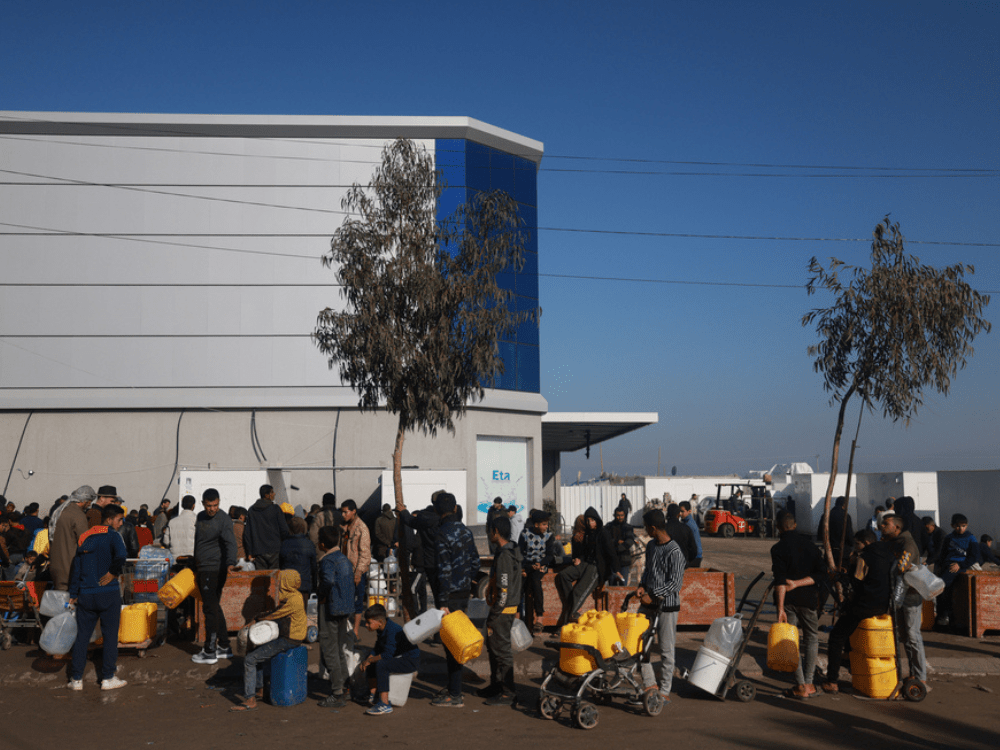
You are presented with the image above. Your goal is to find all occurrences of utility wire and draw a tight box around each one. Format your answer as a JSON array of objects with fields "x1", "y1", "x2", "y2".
[
  {"x1": 1, "y1": 113, "x2": 995, "y2": 174},
  {"x1": 2, "y1": 220, "x2": 996, "y2": 249}
]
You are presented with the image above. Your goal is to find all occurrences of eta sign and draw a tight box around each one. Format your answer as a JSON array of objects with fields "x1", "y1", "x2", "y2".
[{"x1": 492, "y1": 470, "x2": 510, "y2": 481}]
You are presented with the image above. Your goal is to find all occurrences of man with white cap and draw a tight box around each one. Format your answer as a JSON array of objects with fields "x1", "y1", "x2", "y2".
[{"x1": 50, "y1": 486, "x2": 95, "y2": 591}]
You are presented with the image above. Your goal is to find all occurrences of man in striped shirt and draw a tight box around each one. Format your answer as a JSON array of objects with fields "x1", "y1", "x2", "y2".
[{"x1": 635, "y1": 509, "x2": 686, "y2": 701}]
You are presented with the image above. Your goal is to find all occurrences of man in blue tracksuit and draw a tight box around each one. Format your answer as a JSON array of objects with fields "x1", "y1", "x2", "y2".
[{"x1": 68, "y1": 503, "x2": 128, "y2": 691}]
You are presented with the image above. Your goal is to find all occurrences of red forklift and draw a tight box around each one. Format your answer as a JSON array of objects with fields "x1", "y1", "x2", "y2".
[{"x1": 703, "y1": 482, "x2": 776, "y2": 538}]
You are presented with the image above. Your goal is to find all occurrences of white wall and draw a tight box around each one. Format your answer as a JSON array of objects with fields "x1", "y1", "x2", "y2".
[
  {"x1": 938, "y1": 470, "x2": 1000, "y2": 540},
  {"x1": 379, "y1": 470, "x2": 467, "y2": 518},
  {"x1": 855, "y1": 472, "x2": 940, "y2": 523},
  {"x1": 789, "y1": 472, "x2": 858, "y2": 536}
]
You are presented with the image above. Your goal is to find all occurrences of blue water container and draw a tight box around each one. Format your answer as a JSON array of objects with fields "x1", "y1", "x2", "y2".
[{"x1": 269, "y1": 645, "x2": 308, "y2": 707}]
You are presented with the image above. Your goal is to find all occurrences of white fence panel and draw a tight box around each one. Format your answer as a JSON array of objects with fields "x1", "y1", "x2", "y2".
[{"x1": 557, "y1": 485, "x2": 644, "y2": 532}]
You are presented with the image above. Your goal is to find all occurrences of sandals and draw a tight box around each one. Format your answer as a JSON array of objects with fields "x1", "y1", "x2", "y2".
[
  {"x1": 783, "y1": 686, "x2": 814, "y2": 700},
  {"x1": 229, "y1": 700, "x2": 259, "y2": 713},
  {"x1": 819, "y1": 682, "x2": 839, "y2": 694}
]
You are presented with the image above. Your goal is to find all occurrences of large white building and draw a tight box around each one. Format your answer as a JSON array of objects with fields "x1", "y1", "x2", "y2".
[{"x1": 0, "y1": 112, "x2": 655, "y2": 522}]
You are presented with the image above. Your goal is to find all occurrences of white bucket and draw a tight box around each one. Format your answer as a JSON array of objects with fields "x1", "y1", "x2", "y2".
[
  {"x1": 388, "y1": 671, "x2": 414, "y2": 706},
  {"x1": 904, "y1": 565, "x2": 945, "y2": 600},
  {"x1": 402, "y1": 608, "x2": 444, "y2": 644},
  {"x1": 688, "y1": 646, "x2": 731, "y2": 695},
  {"x1": 249, "y1": 620, "x2": 279, "y2": 646}
]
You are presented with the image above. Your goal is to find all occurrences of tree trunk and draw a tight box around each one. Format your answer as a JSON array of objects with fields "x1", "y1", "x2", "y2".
[
  {"x1": 837, "y1": 405, "x2": 864, "y2": 570},
  {"x1": 392, "y1": 413, "x2": 416, "y2": 621},
  {"x1": 820, "y1": 382, "x2": 857, "y2": 573}
]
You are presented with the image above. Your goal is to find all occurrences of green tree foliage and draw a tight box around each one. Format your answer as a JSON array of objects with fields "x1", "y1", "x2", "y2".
[
  {"x1": 803, "y1": 216, "x2": 990, "y2": 570},
  {"x1": 313, "y1": 138, "x2": 539, "y2": 614}
]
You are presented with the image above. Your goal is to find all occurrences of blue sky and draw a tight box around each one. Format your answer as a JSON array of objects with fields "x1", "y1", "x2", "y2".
[{"x1": 3, "y1": 1, "x2": 997, "y2": 479}]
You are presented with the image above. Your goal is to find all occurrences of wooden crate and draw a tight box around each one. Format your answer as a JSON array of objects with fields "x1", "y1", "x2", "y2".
[
  {"x1": 954, "y1": 571, "x2": 1000, "y2": 639},
  {"x1": 195, "y1": 570, "x2": 279, "y2": 643},
  {"x1": 535, "y1": 566, "x2": 735, "y2": 627}
]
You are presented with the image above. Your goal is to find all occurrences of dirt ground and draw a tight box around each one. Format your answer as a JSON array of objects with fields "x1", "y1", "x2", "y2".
[{"x1": 2, "y1": 537, "x2": 999, "y2": 750}]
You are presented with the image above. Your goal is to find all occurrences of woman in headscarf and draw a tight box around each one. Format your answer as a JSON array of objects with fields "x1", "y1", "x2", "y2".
[{"x1": 230, "y1": 569, "x2": 308, "y2": 712}]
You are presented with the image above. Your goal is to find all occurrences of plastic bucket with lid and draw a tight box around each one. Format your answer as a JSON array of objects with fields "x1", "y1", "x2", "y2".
[{"x1": 688, "y1": 646, "x2": 731, "y2": 695}]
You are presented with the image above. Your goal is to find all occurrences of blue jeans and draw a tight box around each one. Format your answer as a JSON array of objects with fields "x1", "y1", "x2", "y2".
[
  {"x1": 353, "y1": 573, "x2": 369, "y2": 614},
  {"x1": 243, "y1": 637, "x2": 298, "y2": 699},
  {"x1": 71, "y1": 589, "x2": 122, "y2": 681}
]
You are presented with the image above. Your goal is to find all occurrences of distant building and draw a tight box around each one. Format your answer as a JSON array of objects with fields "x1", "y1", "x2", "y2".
[{"x1": 0, "y1": 112, "x2": 655, "y2": 517}]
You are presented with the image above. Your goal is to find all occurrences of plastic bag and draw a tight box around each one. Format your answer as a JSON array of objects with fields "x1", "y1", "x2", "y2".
[
  {"x1": 40, "y1": 609, "x2": 78, "y2": 655},
  {"x1": 703, "y1": 615, "x2": 743, "y2": 660}
]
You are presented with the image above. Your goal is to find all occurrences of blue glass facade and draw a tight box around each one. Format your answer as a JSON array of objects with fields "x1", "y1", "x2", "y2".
[{"x1": 435, "y1": 139, "x2": 540, "y2": 393}]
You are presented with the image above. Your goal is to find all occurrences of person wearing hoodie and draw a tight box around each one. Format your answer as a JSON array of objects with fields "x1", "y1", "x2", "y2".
[
  {"x1": 481, "y1": 515, "x2": 523, "y2": 706},
  {"x1": 934, "y1": 513, "x2": 981, "y2": 628},
  {"x1": 316, "y1": 525, "x2": 354, "y2": 708},
  {"x1": 373, "y1": 504, "x2": 397, "y2": 562},
  {"x1": 230, "y1": 569, "x2": 308, "y2": 712},
  {"x1": 820, "y1": 529, "x2": 894, "y2": 694},
  {"x1": 555, "y1": 506, "x2": 608, "y2": 625},
  {"x1": 603, "y1": 503, "x2": 636, "y2": 584},
  {"x1": 429, "y1": 492, "x2": 480, "y2": 708},
  {"x1": 243, "y1": 485, "x2": 289, "y2": 570},
  {"x1": 279, "y1": 517, "x2": 317, "y2": 597}
]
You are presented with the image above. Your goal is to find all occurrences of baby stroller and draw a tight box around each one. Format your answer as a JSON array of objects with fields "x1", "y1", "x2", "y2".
[{"x1": 537, "y1": 592, "x2": 665, "y2": 730}]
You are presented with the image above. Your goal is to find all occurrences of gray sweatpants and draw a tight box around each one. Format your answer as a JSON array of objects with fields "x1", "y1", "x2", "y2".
[{"x1": 640, "y1": 608, "x2": 678, "y2": 695}]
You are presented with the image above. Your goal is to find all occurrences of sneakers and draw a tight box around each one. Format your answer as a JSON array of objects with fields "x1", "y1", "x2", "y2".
[
  {"x1": 319, "y1": 694, "x2": 347, "y2": 708},
  {"x1": 365, "y1": 701, "x2": 393, "y2": 715},
  {"x1": 67, "y1": 679, "x2": 83, "y2": 692},
  {"x1": 430, "y1": 693, "x2": 464, "y2": 708},
  {"x1": 191, "y1": 649, "x2": 219, "y2": 665},
  {"x1": 216, "y1": 646, "x2": 233, "y2": 659},
  {"x1": 101, "y1": 677, "x2": 128, "y2": 691},
  {"x1": 484, "y1": 692, "x2": 515, "y2": 706}
]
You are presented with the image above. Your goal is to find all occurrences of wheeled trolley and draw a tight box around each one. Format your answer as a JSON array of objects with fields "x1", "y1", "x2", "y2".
[{"x1": 537, "y1": 593, "x2": 666, "y2": 729}]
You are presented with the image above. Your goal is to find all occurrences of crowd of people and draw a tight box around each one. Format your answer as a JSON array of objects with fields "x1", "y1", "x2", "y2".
[
  {"x1": 1, "y1": 485, "x2": 995, "y2": 713},
  {"x1": 771, "y1": 494, "x2": 995, "y2": 699}
]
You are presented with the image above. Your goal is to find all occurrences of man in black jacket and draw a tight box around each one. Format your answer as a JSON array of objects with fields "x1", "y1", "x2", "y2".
[
  {"x1": 244, "y1": 484, "x2": 288, "y2": 569},
  {"x1": 482, "y1": 516, "x2": 523, "y2": 706},
  {"x1": 818, "y1": 496, "x2": 854, "y2": 570},
  {"x1": 665, "y1": 504, "x2": 697, "y2": 567},
  {"x1": 820, "y1": 529, "x2": 893, "y2": 693},
  {"x1": 770, "y1": 513, "x2": 825, "y2": 699},
  {"x1": 192, "y1": 488, "x2": 239, "y2": 665}
]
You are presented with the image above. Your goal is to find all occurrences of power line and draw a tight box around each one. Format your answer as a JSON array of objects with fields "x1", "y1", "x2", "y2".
[
  {"x1": 1, "y1": 114, "x2": 996, "y2": 175},
  {"x1": 0, "y1": 221, "x2": 325, "y2": 260},
  {"x1": 3, "y1": 221, "x2": 996, "y2": 249},
  {"x1": 538, "y1": 273, "x2": 804, "y2": 289}
]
